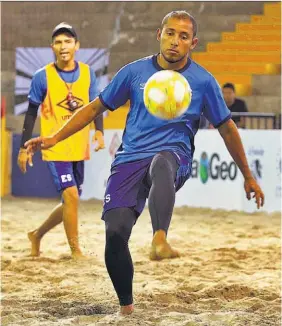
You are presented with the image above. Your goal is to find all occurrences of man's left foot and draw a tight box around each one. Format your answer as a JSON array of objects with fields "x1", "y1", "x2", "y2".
[
  {"x1": 150, "y1": 230, "x2": 180, "y2": 261},
  {"x1": 27, "y1": 230, "x2": 41, "y2": 257},
  {"x1": 120, "y1": 304, "x2": 134, "y2": 315}
]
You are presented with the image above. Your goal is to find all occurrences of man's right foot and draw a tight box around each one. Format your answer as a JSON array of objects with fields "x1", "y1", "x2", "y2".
[
  {"x1": 150, "y1": 230, "x2": 180, "y2": 261},
  {"x1": 27, "y1": 230, "x2": 41, "y2": 257},
  {"x1": 120, "y1": 304, "x2": 134, "y2": 315},
  {"x1": 71, "y1": 250, "x2": 87, "y2": 260}
]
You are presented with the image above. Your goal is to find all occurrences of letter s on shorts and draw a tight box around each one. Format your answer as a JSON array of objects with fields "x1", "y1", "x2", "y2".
[{"x1": 104, "y1": 194, "x2": 111, "y2": 204}]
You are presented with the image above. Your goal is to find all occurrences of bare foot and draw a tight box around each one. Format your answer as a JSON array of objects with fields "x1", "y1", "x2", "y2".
[
  {"x1": 150, "y1": 230, "x2": 180, "y2": 261},
  {"x1": 27, "y1": 230, "x2": 41, "y2": 257},
  {"x1": 71, "y1": 250, "x2": 87, "y2": 260},
  {"x1": 120, "y1": 304, "x2": 134, "y2": 315}
]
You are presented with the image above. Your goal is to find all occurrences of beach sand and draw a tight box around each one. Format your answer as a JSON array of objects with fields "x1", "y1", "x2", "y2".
[{"x1": 1, "y1": 196, "x2": 281, "y2": 325}]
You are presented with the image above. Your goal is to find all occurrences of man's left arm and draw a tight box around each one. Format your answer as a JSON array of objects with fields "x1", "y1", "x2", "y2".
[
  {"x1": 237, "y1": 99, "x2": 248, "y2": 128},
  {"x1": 89, "y1": 67, "x2": 105, "y2": 151},
  {"x1": 218, "y1": 119, "x2": 264, "y2": 208},
  {"x1": 93, "y1": 114, "x2": 105, "y2": 151}
]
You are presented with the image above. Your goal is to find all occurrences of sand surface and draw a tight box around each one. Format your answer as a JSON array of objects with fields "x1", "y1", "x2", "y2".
[{"x1": 1, "y1": 196, "x2": 281, "y2": 325}]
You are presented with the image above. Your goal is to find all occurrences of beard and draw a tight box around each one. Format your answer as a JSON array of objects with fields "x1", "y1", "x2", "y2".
[{"x1": 161, "y1": 50, "x2": 187, "y2": 64}]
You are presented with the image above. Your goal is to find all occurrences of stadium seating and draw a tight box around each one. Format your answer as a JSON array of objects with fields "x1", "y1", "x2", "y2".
[
  {"x1": 107, "y1": 2, "x2": 281, "y2": 128},
  {"x1": 1, "y1": 1, "x2": 280, "y2": 130},
  {"x1": 192, "y1": 2, "x2": 281, "y2": 98}
]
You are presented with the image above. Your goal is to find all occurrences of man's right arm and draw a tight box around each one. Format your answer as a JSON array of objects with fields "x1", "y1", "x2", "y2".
[
  {"x1": 25, "y1": 97, "x2": 107, "y2": 152},
  {"x1": 54, "y1": 96, "x2": 107, "y2": 143},
  {"x1": 26, "y1": 63, "x2": 132, "y2": 152},
  {"x1": 20, "y1": 68, "x2": 46, "y2": 148},
  {"x1": 20, "y1": 102, "x2": 39, "y2": 148},
  {"x1": 17, "y1": 68, "x2": 46, "y2": 173},
  {"x1": 17, "y1": 102, "x2": 40, "y2": 173}
]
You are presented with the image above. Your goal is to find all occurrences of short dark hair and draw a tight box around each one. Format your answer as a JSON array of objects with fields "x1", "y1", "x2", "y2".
[
  {"x1": 222, "y1": 83, "x2": 236, "y2": 92},
  {"x1": 161, "y1": 11, "x2": 197, "y2": 38}
]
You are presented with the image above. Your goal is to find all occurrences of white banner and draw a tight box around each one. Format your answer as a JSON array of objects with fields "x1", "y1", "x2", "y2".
[
  {"x1": 175, "y1": 130, "x2": 242, "y2": 210},
  {"x1": 81, "y1": 129, "x2": 281, "y2": 213},
  {"x1": 240, "y1": 130, "x2": 281, "y2": 213},
  {"x1": 81, "y1": 130, "x2": 123, "y2": 201}
]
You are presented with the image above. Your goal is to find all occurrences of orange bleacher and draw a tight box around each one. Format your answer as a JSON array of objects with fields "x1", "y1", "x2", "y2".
[
  {"x1": 104, "y1": 105, "x2": 128, "y2": 129},
  {"x1": 193, "y1": 53, "x2": 280, "y2": 64},
  {"x1": 193, "y1": 2, "x2": 281, "y2": 97},
  {"x1": 207, "y1": 43, "x2": 280, "y2": 53},
  {"x1": 104, "y1": 2, "x2": 281, "y2": 129}
]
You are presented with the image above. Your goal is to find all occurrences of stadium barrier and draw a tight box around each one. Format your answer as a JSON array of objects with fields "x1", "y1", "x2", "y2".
[
  {"x1": 231, "y1": 112, "x2": 280, "y2": 129},
  {"x1": 11, "y1": 129, "x2": 281, "y2": 213},
  {"x1": 1, "y1": 97, "x2": 12, "y2": 197},
  {"x1": 81, "y1": 129, "x2": 281, "y2": 213},
  {"x1": 11, "y1": 134, "x2": 59, "y2": 198}
]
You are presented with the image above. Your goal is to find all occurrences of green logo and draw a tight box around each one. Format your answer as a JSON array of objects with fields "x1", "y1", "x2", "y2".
[{"x1": 199, "y1": 152, "x2": 209, "y2": 184}]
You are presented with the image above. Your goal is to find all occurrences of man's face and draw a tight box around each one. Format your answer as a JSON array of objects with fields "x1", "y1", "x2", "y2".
[
  {"x1": 222, "y1": 87, "x2": 236, "y2": 105},
  {"x1": 157, "y1": 17, "x2": 198, "y2": 64},
  {"x1": 51, "y1": 33, "x2": 79, "y2": 62}
]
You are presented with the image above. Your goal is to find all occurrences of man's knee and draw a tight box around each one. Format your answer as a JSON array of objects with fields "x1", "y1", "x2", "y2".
[
  {"x1": 151, "y1": 153, "x2": 170, "y2": 174},
  {"x1": 104, "y1": 208, "x2": 136, "y2": 250},
  {"x1": 150, "y1": 152, "x2": 176, "y2": 181},
  {"x1": 62, "y1": 186, "x2": 79, "y2": 204}
]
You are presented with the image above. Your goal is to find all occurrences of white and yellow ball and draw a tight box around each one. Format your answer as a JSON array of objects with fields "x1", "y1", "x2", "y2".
[{"x1": 143, "y1": 70, "x2": 192, "y2": 120}]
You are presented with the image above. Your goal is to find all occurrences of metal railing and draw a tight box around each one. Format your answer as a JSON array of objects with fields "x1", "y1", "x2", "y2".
[
  {"x1": 199, "y1": 112, "x2": 281, "y2": 129},
  {"x1": 231, "y1": 112, "x2": 281, "y2": 129}
]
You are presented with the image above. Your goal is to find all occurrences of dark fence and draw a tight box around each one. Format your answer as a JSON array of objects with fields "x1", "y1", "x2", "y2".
[{"x1": 231, "y1": 112, "x2": 281, "y2": 129}]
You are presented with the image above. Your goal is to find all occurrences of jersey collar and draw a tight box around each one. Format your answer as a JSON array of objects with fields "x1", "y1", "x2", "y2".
[
  {"x1": 54, "y1": 61, "x2": 78, "y2": 73},
  {"x1": 152, "y1": 53, "x2": 191, "y2": 73}
]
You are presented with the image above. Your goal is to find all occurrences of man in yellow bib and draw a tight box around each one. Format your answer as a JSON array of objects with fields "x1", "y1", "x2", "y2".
[{"x1": 17, "y1": 22, "x2": 105, "y2": 259}]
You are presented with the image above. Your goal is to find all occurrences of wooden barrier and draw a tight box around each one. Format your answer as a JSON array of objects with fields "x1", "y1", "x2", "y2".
[{"x1": 1, "y1": 97, "x2": 11, "y2": 197}]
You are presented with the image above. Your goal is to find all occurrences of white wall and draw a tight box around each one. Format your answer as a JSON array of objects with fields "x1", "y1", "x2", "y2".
[{"x1": 81, "y1": 129, "x2": 281, "y2": 213}]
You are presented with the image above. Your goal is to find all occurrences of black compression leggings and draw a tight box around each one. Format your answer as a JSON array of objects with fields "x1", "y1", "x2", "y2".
[
  {"x1": 104, "y1": 151, "x2": 179, "y2": 306},
  {"x1": 104, "y1": 207, "x2": 136, "y2": 306},
  {"x1": 146, "y1": 151, "x2": 179, "y2": 235}
]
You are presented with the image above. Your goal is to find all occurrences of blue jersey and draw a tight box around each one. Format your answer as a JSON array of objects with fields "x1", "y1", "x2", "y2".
[
  {"x1": 28, "y1": 61, "x2": 98, "y2": 105},
  {"x1": 100, "y1": 54, "x2": 231, "y2": 167}
]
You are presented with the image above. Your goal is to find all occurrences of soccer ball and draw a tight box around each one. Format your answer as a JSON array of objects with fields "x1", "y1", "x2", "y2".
[{"x1": 143, "y1": 70, "x2": 192, "y2": 120}]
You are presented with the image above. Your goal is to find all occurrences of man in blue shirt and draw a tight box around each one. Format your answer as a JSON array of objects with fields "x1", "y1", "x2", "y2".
[
  {"x1": 25, "y1": 11, "x2": 264, "y2": 315},
  {"x1": 17, "y1": 23, "x2": 105, "y2": 259}
]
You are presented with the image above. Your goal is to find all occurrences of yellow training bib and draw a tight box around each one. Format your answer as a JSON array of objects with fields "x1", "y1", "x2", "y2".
[{"x1": 40, "y1": 62, "x2": 91, "y2": 161}]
